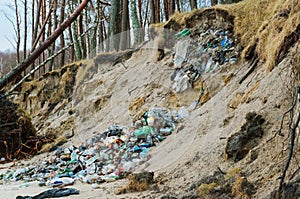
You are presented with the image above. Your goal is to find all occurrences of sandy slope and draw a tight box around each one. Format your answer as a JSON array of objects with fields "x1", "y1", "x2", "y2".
[{"x1": 1, "y1": 7, "x2": 300, "y2": 197}]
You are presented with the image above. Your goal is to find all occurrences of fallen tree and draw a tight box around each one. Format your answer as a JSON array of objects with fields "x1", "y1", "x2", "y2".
[{"x1": 0, "y1": 0, "x2": 90, "y2": 90}]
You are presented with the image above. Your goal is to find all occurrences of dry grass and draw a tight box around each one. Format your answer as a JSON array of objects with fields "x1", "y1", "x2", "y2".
[
  {"x1": 198, "y1": 182, "x2": 218, "y2": 198},
  {"x1": 231, "y1": 177, "x2": 253, "y2": 199},
  {"x1": 157, "y1": 0, "x2": 300, "y2": 73},
  {"x1": 39, "y1": 135, "x2": 68, "y2": 153},
  {"x1": 115, "y1": 172, "x2": 154, "y2": 195},
  {"x1": 129, "y1": 96, "x2": 147, "y2": 113},
  {"x1": 226, "y1": 0, "x2": 300, "y2": 72},
  {"x1": 225, "y1": 167, "x2": 242, "y2": 180}
]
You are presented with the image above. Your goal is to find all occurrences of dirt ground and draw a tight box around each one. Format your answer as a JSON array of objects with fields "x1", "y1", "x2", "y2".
[{"x1": 1, "y1": 1, "x2": 300, "y2": 198}]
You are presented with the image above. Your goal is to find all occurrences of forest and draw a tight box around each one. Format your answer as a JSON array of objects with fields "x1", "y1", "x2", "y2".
[{"x1": 0, "y1": 0, "x2": 241, "y2": 86}]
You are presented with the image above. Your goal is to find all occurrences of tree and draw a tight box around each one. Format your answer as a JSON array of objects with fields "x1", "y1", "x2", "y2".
[
  {"x1": 0, "y1": 0, "x2": 91, "y2": 90},
  {"x1": 13, "y1": 0, "x2": 21, "y2": 64},
  {"x1": 23, "y1": 0, "x2": 28, "y2": 61},
  {"x1": 131, "y1": 0, "x2": 141, "y2": 46},
  {"x1": 60, "y1": 0, "x2": 66, "y2": 67},
  {"x1": 155, "y1": 0, "x2": 160, "y2": 23},
  {"x1": 150, "y1": 0, "x2": 156, "y2": 23},
  {"x1": 190, "y1": 0, "x2": 197, "y2": 10},
  {"x1": 119, "y1": 0, "x2": 130, "y2": 50},
  {"x1": 164, "y1": 0, "x2": 175, "y2": 20},
  {"x1": 109, "y1": 0, "x2": 121, "y2": 51}
]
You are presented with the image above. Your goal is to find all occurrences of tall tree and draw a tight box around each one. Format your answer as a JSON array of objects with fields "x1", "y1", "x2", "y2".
[
  {"x1": 175, "y1": 0, "x2": 181, "y2": 12},
  {"x1": 150, "y1": 0, "x2": 156, "y2": 23},
  {"x1": 131, "y1": 0, "x2": 141, "y2": 46},
  {"x1": 69, "y1": 1, "x2": 82, "y2": 60},
  {"x1": 168, "y1": 0, "x2": 175, "y2": 16},
  {"x1": 211, "y1": 0, "x2": 218, "y2": 5},
  {"x1": 60, "y1": 0, "x2": 66, "y2": 67},
  {"x1": 23, "y1": 0, "x2": 28, "y2": 60},
  {"x1": 190, "y1": 0, "x2": 197, "y2": 10},
  {"x1": 119, "y1": 0, "x2": 129, "y2": 50},
  {"x1": 50, "y1": 0, "x2": 58, "y2": 69},
  {"x1": 155, "y1": 0, "x2": 160, "y2": 23},
  {"x1": 14, "y1": 0, "x2": 21, "y2": 64},
  {"x1": 109, "y1": 0, "x2": 121, "y2": 51},
  {"x1": 79, "y1": 14, "x2": 87, "y2": 57},
  {"x1": 0, "y1": 0, "x2": 91, "y2": 90}
]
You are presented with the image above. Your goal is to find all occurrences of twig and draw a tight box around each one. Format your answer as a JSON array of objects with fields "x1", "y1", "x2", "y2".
[
  {"x1": 279, "y1": 109, "x2": 300, "y2": 192},
  {"x1": 267, "y1": 87, "x2": 299, "y2": 143},
  {"x1": 0, "y1": 122, "x2": 16, "y2": 128},
  {"x1": 278, "y1": 86, "x2": 300, "y2": 195}
]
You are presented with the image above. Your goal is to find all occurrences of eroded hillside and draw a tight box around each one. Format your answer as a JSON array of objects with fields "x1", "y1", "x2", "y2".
[{"x1": 1, "y1": 0, "x2": 300, "y2": 198}]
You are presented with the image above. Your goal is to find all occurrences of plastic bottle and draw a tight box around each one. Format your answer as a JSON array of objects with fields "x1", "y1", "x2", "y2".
[{"x1": 159, "y1": 127, "x2": 173, "y2": 136}]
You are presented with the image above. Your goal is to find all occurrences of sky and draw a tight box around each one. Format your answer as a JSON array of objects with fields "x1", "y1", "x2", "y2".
[{"x1": 0, "y1": 0, "x2": 16, "y2": 52}]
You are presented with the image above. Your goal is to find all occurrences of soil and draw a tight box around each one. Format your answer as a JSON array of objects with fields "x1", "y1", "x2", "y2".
[{"x1": 1, "y1": 1, "x2": 300, "y2": 198}]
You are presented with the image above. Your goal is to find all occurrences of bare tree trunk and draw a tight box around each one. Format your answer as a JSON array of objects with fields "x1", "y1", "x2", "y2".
[
  {"x1": 79, "y1": 14, "x2": 87, "y2": 57},
  {"x1": 85, "y1": 9, "x2": 91, "y2": 58},
  {"x1": 109, "y1": 0, "x2": 121, "y2": 51},
  {"x1": 98, "y1": 1, "x2": 104, "y2": 52},
  {"x1": 60, "y1": 0, "x2": 66, "y2": 67},
  {"x1": 143, "y1": 0, "x2": 149, "y2": 28},
  {"x1": 168, "y1": 0, "x2": 175, "y2": 16},
  {"x1": 40, "y1": 0, "x2": 47, "y2": 76},
  {"x1": 155, "y1": 0, "x2": 160, "y2": 23},
  {"x1": 211, "y1": 0, "x2": 218, "y2": 5},
  {"x1": 32, "y1": 0, "x2": 42, "y2": 51},
  {"x1": 68, "y1": 26, "x2": 75, "y2": 62},
  {"x1": 137, "y1": 0, "x2": 145, "y2": 41},
  {"x1": 150, "y1": 0, "x2": 156, "y2": 24},
  {"x1": 190, "y1": 0, "x2": 197, "y2": 10},
  {"x1": 31, "y1": 0, "x2": 42, "y2": 78},
  {"x1": 119, "y1": 0, "x2": 129, "y2": 50},
  {"x1": 48, "y1": 0, "x2": 53, "y2": 71},
  {"x1": 164, "y1": 0, "x2": 169, "y2": 20},
  {"x1": 50, "y1": 0, "x2": 58, "y2": 69},
  {"x1": 14, "y1": 0, "x2": 21, "y2": 64},
  {"x1": 0, "y1": 0, "x2": 91, "y2": 90},
  {"x1": 175, "y1": 0, "x2": 180, "y2": 12},
  {"x1": 23, "y1": 0, "x2": 28, "y2": 60}
]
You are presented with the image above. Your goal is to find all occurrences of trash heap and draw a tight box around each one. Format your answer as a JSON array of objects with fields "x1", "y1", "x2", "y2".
[
  {"x1": 0, "y1": 107, "x2": 188, "y2": 188},
  {"x1": 171, "y1": 28, "x2": 240, "y2": 93}
]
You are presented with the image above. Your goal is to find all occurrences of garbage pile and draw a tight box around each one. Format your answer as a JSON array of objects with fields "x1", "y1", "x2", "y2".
[
  {"x1": 0, "y1": 107, "x2": 188, "y2": 189},
  {"x1": 171, "y1": 28, "x2": 240, "y2": 93}
]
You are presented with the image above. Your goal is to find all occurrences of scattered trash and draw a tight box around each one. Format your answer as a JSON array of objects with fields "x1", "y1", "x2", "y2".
[
  {"x1": 0, "y1": 107, "x2": 187, "y2": 192},
  {"x1": 175, "y1": 28, "x2": 191, "y2": 39},
  {"x1": 171, "y1": 27, "x2": 241, "y2": 93},
  {"x1": 16, "y1": 188, "x2": 80, "y2": 199}
]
